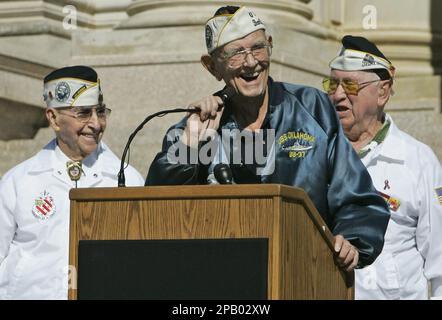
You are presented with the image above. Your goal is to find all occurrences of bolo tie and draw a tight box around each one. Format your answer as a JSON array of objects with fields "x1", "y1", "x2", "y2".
[{"x1": 66, "y1": 161, "x2": 83, "y2": 188}]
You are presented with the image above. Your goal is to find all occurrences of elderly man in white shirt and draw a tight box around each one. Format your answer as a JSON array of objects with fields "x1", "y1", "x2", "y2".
[
  {"x1": 0, "y1": 66, "x2": 144, "y2": 299},
  {"x1": 325, "y1": 35, "x2": 442, "y2": 299}
]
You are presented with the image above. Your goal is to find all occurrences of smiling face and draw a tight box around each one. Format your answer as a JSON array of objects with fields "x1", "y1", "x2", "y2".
[
  {"x1": 327, "y1": 70, "x2": 383, "y2": 142},
  {"x1": 205, "y1": 30, "x2": 271, "y2": 99},
  {"x1": 46, "y1": 107, "x2": 106, "y2": 161}
]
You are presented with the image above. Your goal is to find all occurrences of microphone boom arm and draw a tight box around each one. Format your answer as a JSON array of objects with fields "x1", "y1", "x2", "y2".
[
  {"x1": 117, "y1": 86, "x2": 235, "y2": 187},
  {"x1": 117, "y1": 108, "x2": 191, "y2": 187}
]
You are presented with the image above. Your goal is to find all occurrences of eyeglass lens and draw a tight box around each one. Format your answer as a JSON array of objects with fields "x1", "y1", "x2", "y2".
[
  {"x1": 227, "y1": 44, "x2": 271, "y2": 67},
  {"x1": 323, "y1": 78, "x2": 360, "y2": 95},
  {"x1": 60, "y1": 106, "x2": 111, "y2": 122}
]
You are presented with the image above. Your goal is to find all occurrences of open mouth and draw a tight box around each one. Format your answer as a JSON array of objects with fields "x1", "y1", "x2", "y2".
[
  {"x1": 81, "y1": 133, "x2": 98, "y2": 142},
  {"x1": 335, "y1": 105, "x2": 350, "y2": 112},
  {"x1": 240, "y1": 72, "x2": 260, "y2": 82}
]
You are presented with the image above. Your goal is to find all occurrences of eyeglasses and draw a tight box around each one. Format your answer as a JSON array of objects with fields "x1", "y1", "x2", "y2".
[
  {"x1": 220, "y1": 43, "x2": 272, "y2": 68},
  {"x1": 322, "y1": 77, "x2": 380, "y2": 95},
  {"x1": 57, "y1": 105, "x2": 111, "y2": 123}
]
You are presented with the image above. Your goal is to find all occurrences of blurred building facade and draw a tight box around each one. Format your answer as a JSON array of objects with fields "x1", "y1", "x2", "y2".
[{"x1": 0, "y1": 0, "x2": 441, "y2": 177}]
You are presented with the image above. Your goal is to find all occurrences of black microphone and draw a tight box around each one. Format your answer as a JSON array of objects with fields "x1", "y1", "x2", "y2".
[
  {"x1": 188, "y1": 86, "x2": 236, "y2": 113},
  {"x1": 117, "y1": 87, "x2": 236, "y2": 187},
  {"x1": 213, "y1": 163, "x2": 233, "y2": 184},
  {"x1": 215, "y1": 86, "x2": 236, "y2": 104}
]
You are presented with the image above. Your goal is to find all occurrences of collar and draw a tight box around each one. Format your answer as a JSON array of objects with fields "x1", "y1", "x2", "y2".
[
  {"x1": 358, "y1": 118, "x2": 391, "y2": 159},
  {"x1": 361, "y1": 114, "x2": 406, "y2": 164},
  {"x1": 28, "y1": 138, "x2": 118, "y2": 186},
  {"x1": 28, "y1": 139, "x2": 60, "y2": 173}
]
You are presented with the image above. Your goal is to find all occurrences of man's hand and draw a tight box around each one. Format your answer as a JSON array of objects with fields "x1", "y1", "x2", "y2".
[
  {"x1": 180, "y1": 95, "x2": 225, "y2": 148},
  {"x1": 333, "y1": 234, "x2": 359, "y2": 272}
]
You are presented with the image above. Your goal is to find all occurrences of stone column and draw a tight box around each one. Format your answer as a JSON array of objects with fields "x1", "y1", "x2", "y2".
[
  {"x1": 119, "y1": 0, "x2": 315, "y2": 30},
  {"x1": 0, "y1": 0, "x2": 132, "y2": 172}
]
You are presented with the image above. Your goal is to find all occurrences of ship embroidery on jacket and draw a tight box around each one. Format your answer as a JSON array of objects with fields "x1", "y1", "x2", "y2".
[
  {"x1": 278, "y1": 131, "x2": 315, "y2": 159},
  {"x1": 281, "y1": 142, "x2": 313, "y2": 152}
]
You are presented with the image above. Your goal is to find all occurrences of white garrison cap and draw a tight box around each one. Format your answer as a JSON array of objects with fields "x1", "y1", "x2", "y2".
[
  {"x1": 205, "y1": 6, "x2": 266, "y2": 54},
  {"x1": 43, "y1": 66, "x2": 102, "y2": 108},
  {"x1": 329, "y1": 35, "x2": 395, "y2": 78}
]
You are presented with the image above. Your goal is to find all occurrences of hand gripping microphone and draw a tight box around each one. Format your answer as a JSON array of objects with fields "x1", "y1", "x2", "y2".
[
  {"x1": 189, "y1": 86, "x2": 236, "y2": 113},
  {"x1": 215, "y1": 86, "x2": 236, "y2": 106},
  {"x1": 117, "y1": 87, "x2": 236, "y2": 187}
]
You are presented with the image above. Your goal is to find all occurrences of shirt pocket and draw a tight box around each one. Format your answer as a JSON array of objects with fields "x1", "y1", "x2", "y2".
[
  {"x1": 377, "y1": 252, "x2": 401, "y2": 290},
  {"x1": 1, "y1": 248, "x2": 64, "y2": 299},
  {"x1": 0, "y1": 248, "x2": 31, "y2": 299},
  {"x1": 356, "y1": 251, "x2": 401, "y2": 299}
]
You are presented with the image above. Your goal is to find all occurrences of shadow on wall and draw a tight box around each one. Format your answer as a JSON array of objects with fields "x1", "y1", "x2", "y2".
[
  {"x1": 0, "y1": 98, "x2": 48, "y2": 140},
  {"x1": 431, "y1": 0, "x2": 442, "y2": 113}
]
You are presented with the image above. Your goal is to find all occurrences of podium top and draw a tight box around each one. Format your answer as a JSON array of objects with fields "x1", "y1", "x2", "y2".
[
  {"x1": 69, "y1": 183, "x2": 335, "y2": 252},
  {"x1": 69, "y1": 184, "x2": 308, "y2": 201}
]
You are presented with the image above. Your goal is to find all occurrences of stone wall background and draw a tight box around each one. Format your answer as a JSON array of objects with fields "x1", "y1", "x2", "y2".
[{"x1": 0, "y1": 0, "x2": 441, "y2": 179}]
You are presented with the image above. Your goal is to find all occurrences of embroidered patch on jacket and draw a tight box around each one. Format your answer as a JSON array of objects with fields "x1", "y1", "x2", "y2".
[
  {"x1": 435, "y1": 187, "x2": 442, "y2": 205},
  {"x1": 32, "y1": 191, "x2": 56, "y2": 220},
  {"x1": 378, "y1": 191, "x2": 400, "y2": 212},
  {"x1": 278, "y1": 131, "x2": 315, "y2": 159}
]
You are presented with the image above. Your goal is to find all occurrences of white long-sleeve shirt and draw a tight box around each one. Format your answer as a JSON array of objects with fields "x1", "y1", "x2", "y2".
[
  {"x1": 0, "y1": 139, "x2": 144, "y2": 299},
  {"x1": 355, "y1": 115, "x2": 442, "y2": 299}
]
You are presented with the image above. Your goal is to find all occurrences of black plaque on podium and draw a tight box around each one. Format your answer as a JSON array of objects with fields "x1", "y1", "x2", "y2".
[{"x1": 77, "y1": 238, "x2": 268, "y2": 299}]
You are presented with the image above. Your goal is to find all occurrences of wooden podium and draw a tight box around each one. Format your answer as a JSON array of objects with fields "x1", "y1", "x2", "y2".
[{"x1": 69, "y1": 184, "x2": 354, "y2": 300}]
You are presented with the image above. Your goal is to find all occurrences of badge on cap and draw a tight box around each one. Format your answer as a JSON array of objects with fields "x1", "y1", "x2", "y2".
[
  {"x1": 205, "y1": 24, "x2": 214, "y2": 51},
  {"x1": 67, "y1": 161, "x2": 83, "y2": 181},
  {"x1": 32, "y1": 191, "x2": 56, "y2": 220},
  {"x1": 55, "y1": 81, "x2": 71, "y2": 102},
  {"x1": 362, "y1": 54, "x2": 376, "y2": 67}
]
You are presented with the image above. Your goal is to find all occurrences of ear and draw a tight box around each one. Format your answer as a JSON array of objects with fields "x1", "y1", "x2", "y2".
[
  {"x1": 268, "y1": 35, "x2": 273, "y2": 46},
  {"x1": 377, "y1": 80, "x2": 391, "y2": 107},
  {"x1": 201, "y1": 54, "x2": 223, "y2": 81},
  {"x1": 46, "y1": 108, "x2": 60, "y2": 132}
]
